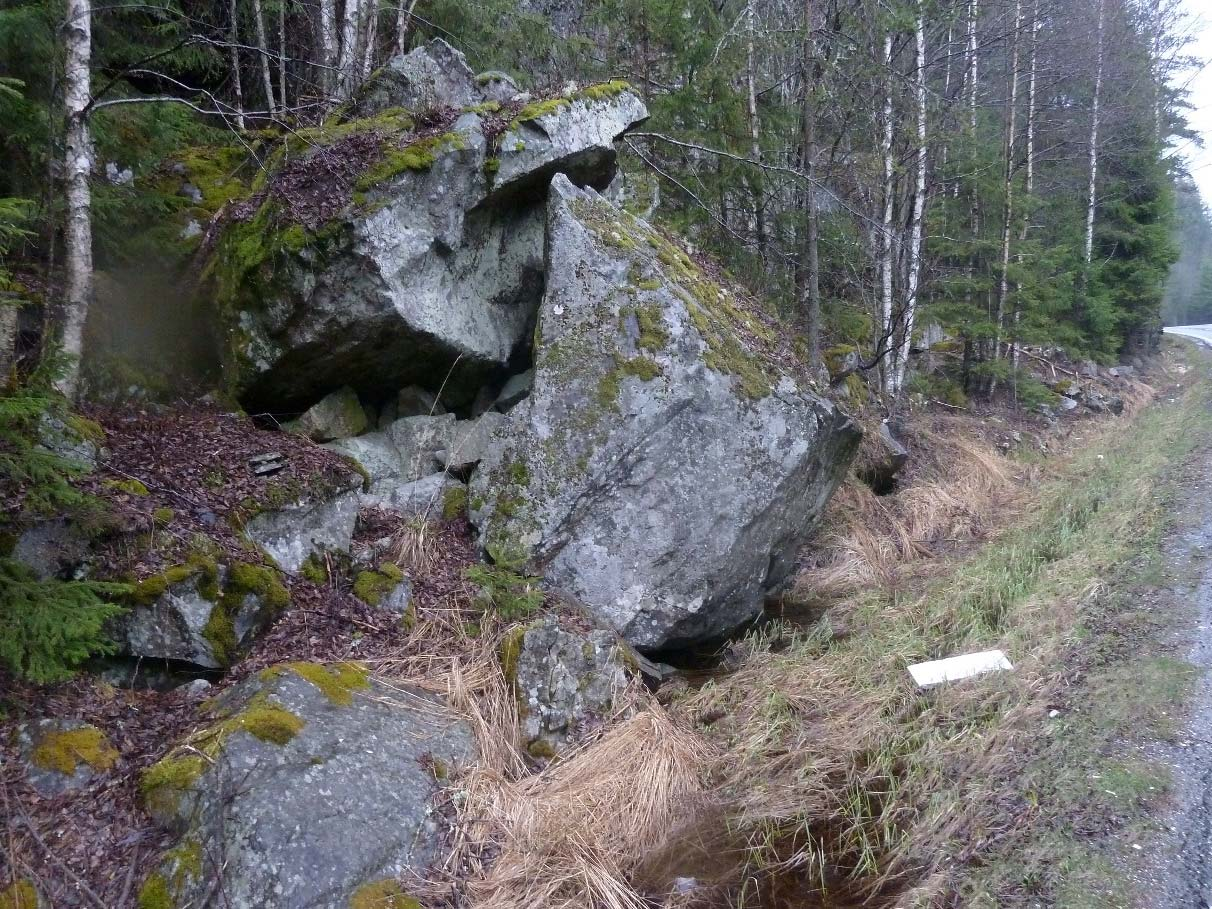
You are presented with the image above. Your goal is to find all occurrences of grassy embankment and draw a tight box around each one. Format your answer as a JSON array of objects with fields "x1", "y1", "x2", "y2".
[{"x1": 665, "y1": 343, "x2": 1212, "y2": 907}]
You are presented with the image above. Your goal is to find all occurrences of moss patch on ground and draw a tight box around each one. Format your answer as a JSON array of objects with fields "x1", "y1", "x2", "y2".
[
  {"x1": 30, "y1": 725, "x2": 119, "y2": 776},
  {"x1": 352, "y1": 563, "x2": 404, "y2": 606},
  {"x1": 348, "y1": 879, "x2": 420, "y2": 909},
  {"x1": 260, "y1": 661, "x2": 370, "y2": 706},
  {"x1": 354, "y1": 131, "x2": 467, "y2": 191},
  {"x1": 0, "y1": 881, "x2": 38, "y2": 909}
]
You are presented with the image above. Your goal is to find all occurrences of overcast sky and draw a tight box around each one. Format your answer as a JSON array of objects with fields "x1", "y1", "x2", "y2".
[{"x1": 1178, "y1": 1, "x2": 1212, "y2": 202}]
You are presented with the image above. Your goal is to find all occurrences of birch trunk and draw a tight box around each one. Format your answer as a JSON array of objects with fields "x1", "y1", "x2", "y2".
[
  {"x1": 745, "y1": 0, "x2": 767, "y2": 260},
  {"x1": 319, "y1": 0, "x2": 338, "y2": 94},
  {"x1": 894, "y1": 5, "x2": 928, "y2": 394},
  {"x1": 1012, "y1": 0, "x2": 1040, "y2": 366},
  {"x1": 1083, "y1": 0, "x2": 1105, "y2": 271},
  {"x1": 251, "y1": 0, "x2": 276, "y2": 112},
  {"x1": 59, "y1": 0, "x2": 92, "y2": 398},
  {"x1": 797, "y1": 0, "x2": 821, "y2": 368},
  {"x1": 229, "y1": 0, "x2": 246, "y2": 129},
  {"x1": 396, "y1": 0, "x2": 420, "y2": 56},
  {"x1": 879, "y1": 31, "x2": 895, "y2": 394},
  {"x1": 360, "y1": 0, "x2": 378, "y2": 80},
  {"x1": 337, "y1": 0, "x2": 362, "y2": 98},
  {"x1": 994, "y1": 0, "x2": 1022, "y2": 351},
  {"x1": 278, "y1": 0, "x2": 288, "y2": 110}
]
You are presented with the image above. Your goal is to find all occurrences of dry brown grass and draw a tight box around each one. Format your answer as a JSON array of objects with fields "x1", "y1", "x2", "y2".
[{"x1": 459, "y1": 705, "x2": 713, "y2": 909}]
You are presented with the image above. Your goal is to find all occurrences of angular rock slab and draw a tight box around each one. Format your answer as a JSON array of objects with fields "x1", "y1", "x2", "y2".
[
  {"x1": 17, "y1": 719, "x2": 119, "y2": 797},
  {"x1": 142, "y1": 664, "x2": 474, "y2": 909},
  {"x1": 244, "y1": 482, "x2": 361, "y2": 574},
  {"x1": 471, "y1": 177, "x2": 860, "y2": 650},
  {"x1": 508, "y1": 615, "x2": 631, "y2": 752},
  {"x1": 221, "y1": 41, "x2": 648, "y2": 413}
]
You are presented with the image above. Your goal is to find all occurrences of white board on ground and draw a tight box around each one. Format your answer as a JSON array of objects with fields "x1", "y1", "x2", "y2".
[{"x1": 908, "y1": 649, "x2": 1013, "y2": 688}]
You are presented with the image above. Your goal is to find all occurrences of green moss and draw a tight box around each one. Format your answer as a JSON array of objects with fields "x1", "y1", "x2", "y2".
[
  {"x1": 300, "y1": 554, "x2": 329, "y2": 584},
  {"x1": 174, "y1": 145, "x2": 253, "y2": 213},
  {"x1": 595, "y1": 369, "x2": 622, "y2": 412},
  {"x1": 163, "y1": 839, "x2": 203, "y2": 882},
  {"x1": 506, "y1": 460, "x2": 530, "y2": 485},
  {"x1": 354, "y1": 132, "x2": 468, "y2": 191},
  {"x1": 527, "y1": 738, "x2": 558, "y2": 759},
  {"x1": 140, "y1": 754, "x2": 207, "y2": 818},
  {"x1": 348, "y1": 879, "x2": 420, "y2": 909},
  {"x1": 30, "y1": 725, "x2": 118, "y2": 775},
  {"x1": 231, "y1": 704, "x2": 304, "y2": 744},
  {"x1": 575, "y1": 79, "x2": 632, "y2": 101},
  {"x1": 823, "y1": 344, "x2": 858, "y2": 375},
  {"x1": 202, "y1": 561, "x2": 288, "y2": 666},
  {"x1": 260, "y1": 661, "x2": 370, "y2": 706},
  {"x1": 483, "y1": 157, "x2": 500, "y2": 181},
  {"x1": 630, "y1": 304, "x2": 669, "y2": 351},
  {"x1": 464, "y1": 99, "x2": 502, "y2": 113},
  {"x1": 618, "y1": 355, "x2": 662, "y2": 382},
  {"x1": 442, "y1": 484, "x2": 468, "y2": 519},
  {"x1": 498, "y1": 625, "x2": 528, "y2": 689},
  {"x1": 153, "y1": 507, "x2": 175, "y2": 526},
  {"x1": 352, "y1": 563, "x2": 403, "y2": 606},
  {"x1": 512, "y1": 97, "x2": 571, "y2": 127},
  {"x1": 104, "y1": 477, "x2": 149, "y2": 496},
  {"x1": 136, "y1": 874, "x2": 171, "y2": 909},
  {"x1": 0, "y1": 881, "x2": 38, "y2": 909},
  {"x1": 227, "y1": 562, "x2": 290, "y2": 610}
]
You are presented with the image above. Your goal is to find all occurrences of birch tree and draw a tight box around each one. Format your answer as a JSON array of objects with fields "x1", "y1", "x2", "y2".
[
  {"x1": 57, "y1": 0, "x2": 92, "y2": 397},
  {"x1": 229, "y1": 0, "x2": 246, "y2": 128},
  {"x1": 252, "y1": 0, "x2": 276, "y2": 111},
  {"x1": 1083, "y1": 0, "x2": 1105, "y2": 279},
  {"x1": 994, "y1": 0, "x2": 1022, "y2": 349}
]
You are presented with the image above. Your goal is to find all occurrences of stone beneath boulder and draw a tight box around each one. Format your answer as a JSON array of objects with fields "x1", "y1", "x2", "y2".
[
  {"x1": 285, "y1": 386, "x2": 368, "y2": 442},
  {"x1": 1057, "y1": 395, "x2": 1079, "y2": 412},
  {"x1": 243, "y1": 482, "x2": 362, "y2": 573},
  {"x1": 115, "y1": 563, "x2": 288, "y2": 669},
  {"x1": 470, "y1": 177, "x2": 860, "y2": 650},
  {"x1": 37, "y1": 412, "x2": 103, "y2": 470},
  {"x1": 857, "y1": 420, "x2": 909, "y2": 494},
  {"x1": 505, "y1": 615, "x2": 632, "y2": 754},
  {"x1": 494, "y1": 369, "x2": 534, "y2": 411},
  {"x1": 368, "y1": 472, "x2": 464, "y2": 517},
  {"x1": 139, "y1": 663, "x2": 474, "y2": 909},
  {"x1": 386, "y1": 414, "x2": 458, "y2": 479},
  {"x1": 396, "y1": 384, "x2": 446, "y2": 417},
  {"x1": 18, "y1": 719, "x2": 119, "y2": 797},
  {"x1": 11, "y1": 518, "x2": 92, "y2": 581},
  {"x1": 439, "y1": 411, "x2": 505, "y2": 471},
  {"x1": 475, "y1": 70, "x2": 520, "y2": 103},
  {"x1": 215, "y1": 40, "x2": 648, "y2": 414}
]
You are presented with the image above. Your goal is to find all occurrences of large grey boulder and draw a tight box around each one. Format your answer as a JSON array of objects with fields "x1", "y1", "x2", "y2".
[
  {"x1": 139, "y1": 663, "x2": 474, "y2": 909},
  {"x1": 470, "y1": 177, "x2": 860, "y2": 650},
  {"x1": 219, "y1": 41, "x2": 648, "y2": 414},
  {"x1": 352, "y1": 38, "x2": 482, "y2": 116}
]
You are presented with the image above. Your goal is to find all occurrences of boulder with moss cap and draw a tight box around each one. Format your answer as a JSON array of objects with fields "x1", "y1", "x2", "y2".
[
  {"x1": 139, "y1": 662, "x2": 473, "y2": 909},
  {"x1": 210, "y1": 40, "x2": 647, "y2": 415},
  {"x1": 470, "y1": 176, "x2": 861, "y2": 651},
  {"x1": 17, "y1": 719, "x2": 119, "y2": 797}
]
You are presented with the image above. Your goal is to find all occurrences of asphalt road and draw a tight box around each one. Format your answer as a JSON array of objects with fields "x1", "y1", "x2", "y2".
[{"x1": 1166, "y1": 325, "x2": 1212, "y2": 347}]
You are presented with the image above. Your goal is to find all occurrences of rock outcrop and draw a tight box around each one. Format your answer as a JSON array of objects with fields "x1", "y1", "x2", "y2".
[
  {"x1": 470, "y1": 177, "x2": 860, "y2": 650},
  {"x1": 214, "y1": 40, "x2": 648, "y2": 414},
  {"x1": 139, "y1": 662, "x2": 473, "y2": 909}
]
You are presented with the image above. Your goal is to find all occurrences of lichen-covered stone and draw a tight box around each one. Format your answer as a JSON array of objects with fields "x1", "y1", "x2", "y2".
[
  {"x1": 510, "y1": 616, "x2": 631, "y2": 751},
  {"x1": 18, "y1": 720, "x2": 118, "y2": 797},
  {"x1": 470, "y1": 177, "x2": 860, "y2": 650},
  {"x1": 439, "y1": 410, "x2": 504, "y2": 471},
  {"x1": 243, "y1": 480, "x2": 362, "y2": 574},
  {"x1": 212, "y1": 41, "x2": 648, "y2": 414},
  {"x1": 143, "y1": 664, "x2": 473, "y2": 909}
]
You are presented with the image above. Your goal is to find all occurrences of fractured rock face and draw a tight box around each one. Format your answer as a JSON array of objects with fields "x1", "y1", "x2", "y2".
[
  {"x1": 243, "y1": 480, "x2": 362, "y2": 574},
  {"x1": 139, "y1": 663, "x2": 474, "y2": 909},
  {"x1": 217, "y1": 41, "x2": 648, "y2": 414},
  {"x1": 470, "y1": 177, "x2": 860, "y2": 651}
]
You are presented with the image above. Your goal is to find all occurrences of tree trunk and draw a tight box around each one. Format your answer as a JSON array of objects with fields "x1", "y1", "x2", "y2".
[
  {"x1": 879, "y1": 30, "x2": 895, "y2": 394},
  {"x1": 893, "y1": 4, "x2": 928, "y2": 394},
  {"x1": 396, "y1": 0, "x2": 420, "y2": 56},
  {"x1": 745, "y1": 0, "x2": 767, "y2": 262},
  {"x1": 994, "y1": 0, "x2": 1022, "y2": 352},
  {"x1": 278, "y1": 0, "x2": 288, "y2": 110},
  {"x1": 360, "y1": 0, "x2": 378, "y2": 80},
  {"x1": 319, "y1": 0, "x2": 338, "y2": 94},
  {"x1": 798, "y1": 0, "x2": 821, "y2": 369},
  {"x1": 59, "y1": 0, "x2": 92, "y2": 398},
  {"x1": 229, "y1": 0, "x2": 246, "y2": 129},
  {"x1": 1083, "y1": 0, "x2": 1105, "y2": 272},
  {"x1": 337, "y1": 0, "x2": 362, "y2": 98},
  {"x1": 1012, "y1": 0, "x2": 1040, "y2": 366},
  {"x1": 251, "y1": 0, "x2": 276, "y2": 112}
]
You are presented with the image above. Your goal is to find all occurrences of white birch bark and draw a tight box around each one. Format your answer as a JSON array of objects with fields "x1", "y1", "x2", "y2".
[
  {"x1": 880, "y1": 31, "x2": 895, "y2": 394},
  {"x1": 278, "y1": 0, "x2": 288, "y2": 110},
  {"x1": 360, "y1": 0, "x2": 378, "y2": 80},
  {"x1": 1083, "y1": 0, "x2": 1105, "y2": 270},
  {"x1": 319, "y1": 0, "x2": 338, "y2": 94},
  {"x1": 894, "y1": 5, "x2": 929, "y2": 394},
  {"x1": 396, "y1": 0, "x2": 420, "y2": 56},
  {"x1": 59, "y1": 0, "x2": 92, "y2": 397},
  {"x1": 745, "y1": 0, "x2": 767, "y2": 259},
  {"x1": 337, "y1": 0, "x2": 362, "y2": 98},
  {"x1": 1012, "y1": 0, "x2": 1040, "y2": 366},
  {"x1": 229, "y1": 0, "x2": 246, "y2": 129},
  {"x1": 251, "y1": 0, "x2": 276, "y2": 112},
  {"x1": 995, "y1": 0, "x2": 1022, "y2": 350}
]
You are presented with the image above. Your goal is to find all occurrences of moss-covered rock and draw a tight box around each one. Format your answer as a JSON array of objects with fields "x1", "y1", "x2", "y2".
[
  {"x1": 0, "y1": 880, "x2": 39, "y2": 909},
  {"x1": 348, "y1": 879, "x2": 420, "y2": 909},
  {"x1": 17, "y1": 720, "x2": 118, "y2": 797}
]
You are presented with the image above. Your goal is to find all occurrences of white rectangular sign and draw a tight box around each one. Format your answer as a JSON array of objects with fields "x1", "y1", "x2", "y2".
[{"x1": 908, "y1": 649, "x2": 1014, "y2": 688}]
